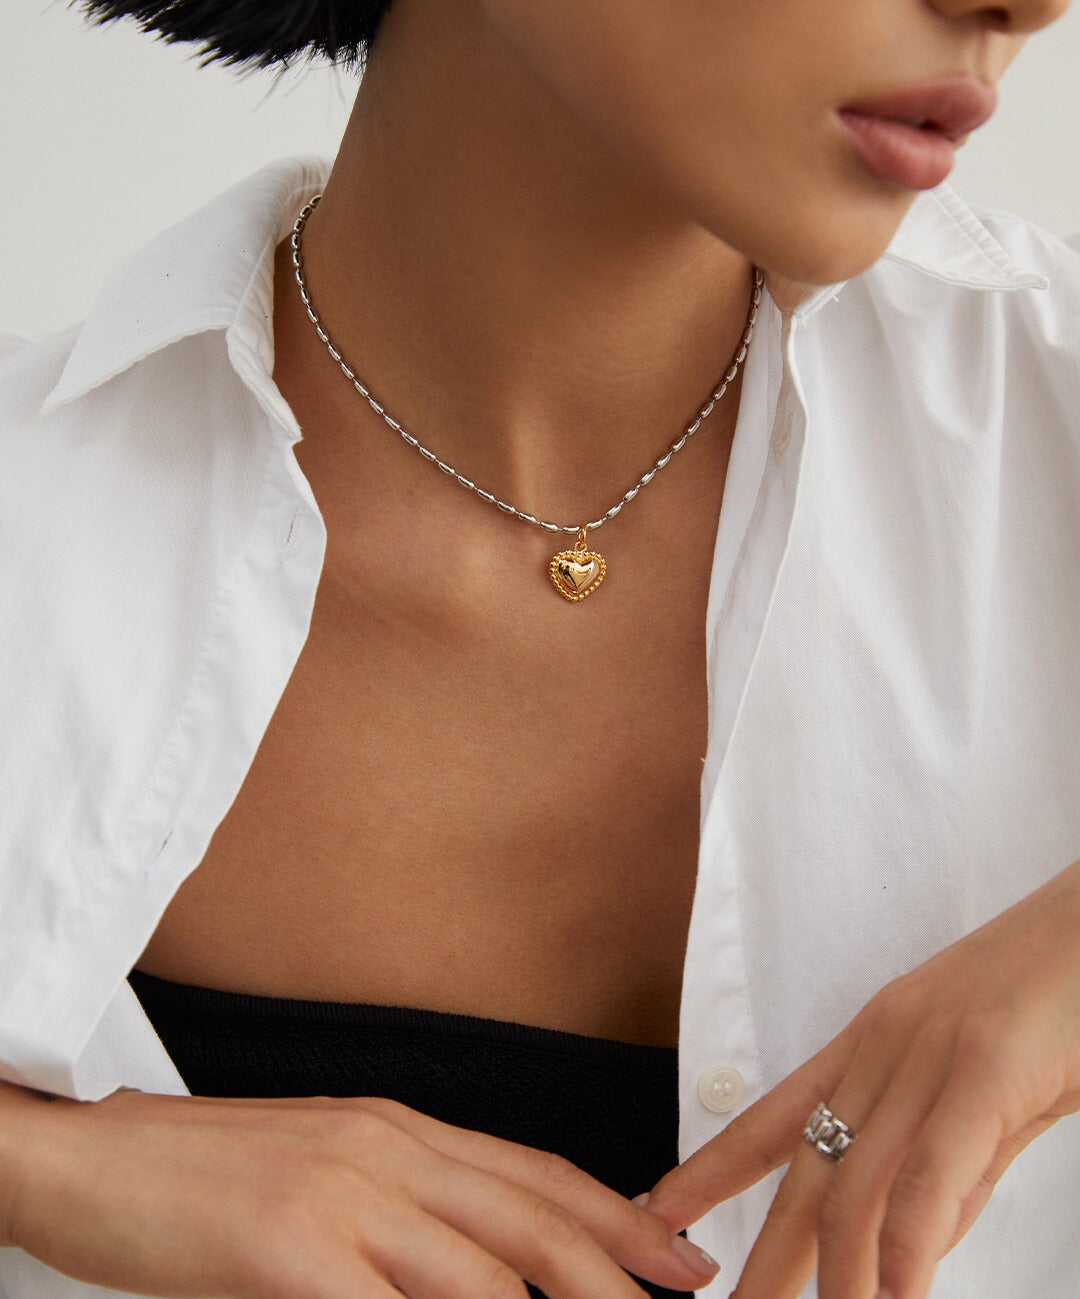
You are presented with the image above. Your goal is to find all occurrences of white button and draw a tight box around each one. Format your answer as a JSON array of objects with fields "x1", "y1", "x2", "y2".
[{"x1": 698, "y1": 1064, "x2": 745, "y2": 1114}]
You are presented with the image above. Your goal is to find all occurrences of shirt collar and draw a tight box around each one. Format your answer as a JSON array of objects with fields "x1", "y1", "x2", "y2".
[
  {"x1": 40, "y1": 154, "x2": 330, "y2": 417},
  {"x1": 39, "y1": 155, "x2": 1050, "y2": 416},
  {"x1": 786, "y1": 180, "x2": 1050, "y2": 319}
]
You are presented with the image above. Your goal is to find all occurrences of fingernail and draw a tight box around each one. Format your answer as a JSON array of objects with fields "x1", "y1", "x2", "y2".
[
  {"x1": 631, "y1": 1192, "x2": 651, "y2": 1208},
  {"x1": 670, "y1": 1233, "x2": 720, "y2": 1275}
]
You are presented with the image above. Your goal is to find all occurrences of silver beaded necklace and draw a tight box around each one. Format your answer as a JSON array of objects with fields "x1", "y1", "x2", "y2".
[{"x1": 289, "y1": 193, "x2": 763, "y2": 603}]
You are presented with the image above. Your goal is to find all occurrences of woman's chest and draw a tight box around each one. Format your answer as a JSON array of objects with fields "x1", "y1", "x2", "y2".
[{"x1": 133, "y1": 553, "x2": 713, "y2": 1049}]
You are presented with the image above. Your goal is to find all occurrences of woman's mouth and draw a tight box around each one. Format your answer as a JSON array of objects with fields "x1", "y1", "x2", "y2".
[
  {"x1": 836, "y1": 74, "x2": 997, "y2": 190},
  {"x1": 836, "y1": 111, "x2": 958, "y2": 190}
]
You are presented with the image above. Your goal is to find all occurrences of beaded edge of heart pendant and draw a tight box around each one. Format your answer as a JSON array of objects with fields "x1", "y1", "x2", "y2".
[{"x1": 548, "y1": 550, "x2": 607, "y2": 602}]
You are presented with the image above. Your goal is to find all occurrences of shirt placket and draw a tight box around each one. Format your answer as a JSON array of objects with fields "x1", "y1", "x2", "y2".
[{"x1": 677, "y1": 301, "x2": 813, "y2": 1287}]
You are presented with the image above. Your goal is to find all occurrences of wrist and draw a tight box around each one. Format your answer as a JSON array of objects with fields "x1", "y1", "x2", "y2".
[{"x1": 0, "y1": 1079, "x2": 77, "y2": 1250}]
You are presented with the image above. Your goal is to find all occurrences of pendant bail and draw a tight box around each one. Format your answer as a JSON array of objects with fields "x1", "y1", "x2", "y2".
[{"x1": 575, "y1": 525, "x2": 589, "y2": 552}]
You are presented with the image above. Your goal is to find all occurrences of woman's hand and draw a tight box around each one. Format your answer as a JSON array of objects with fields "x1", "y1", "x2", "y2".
[
  {"x1": 635, "y1": 854, "x2": 1080, "y2": 1299},
  {"x1": 3, "y1": 1084, "x2": 722, "y2": 1299}
]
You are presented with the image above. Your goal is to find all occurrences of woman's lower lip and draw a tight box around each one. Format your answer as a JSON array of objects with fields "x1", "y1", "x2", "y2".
[{"x1": 837, "y1": 110, "x2": 956, "y2": 190}]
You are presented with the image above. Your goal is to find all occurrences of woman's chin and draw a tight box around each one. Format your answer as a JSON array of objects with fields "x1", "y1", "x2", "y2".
[{"x1": 757, "y1": 195, "x2": 919, "y2": 298}]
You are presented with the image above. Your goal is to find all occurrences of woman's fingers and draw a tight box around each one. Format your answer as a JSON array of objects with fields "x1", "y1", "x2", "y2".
[
  {"x1": 874, "y1": 1051, "x2": 1020, "y2": 1299},
  {"x1": 642, "y1": 861, "x2": 1080, "y2": 1299},
  {"x1": 12, "y1": 1086, "x2": 718, "y2": 1299},
  {"x1": 873, "y1": 1009, "x2": 1065, "y2": 1299},
  {"x1": 395, "y1": 1152, "x2": 660, "y2": 1298},
  {"x1": 357, "y1": 1185, "x2": 632, "y2": 1299},
  {"x1": 947, "y1": 1111, "x2": 1060, "y2": 1250},
  {"x1": 355, "y1": 1095, "x2": 718, "y2": 1293},
  {"x1": 642, "y1": 1031, "x2": 855, "y2": 1234},
  {"x1": 814, "y1": 1029, "x2": 954, "y2": 1299},
  {"x1": 718, "y1": 1015, "x2": 1067, "y2": 1299},
  {"x1": 726, "y1": 1017, "x2": 951, "y2": 1299},
  {"x1": 725, "y1": 1162, "x2": 821, "y2": 1299},
  {"x1": 726, "y1": 1054, "x2": 895, "y2": 1299}
]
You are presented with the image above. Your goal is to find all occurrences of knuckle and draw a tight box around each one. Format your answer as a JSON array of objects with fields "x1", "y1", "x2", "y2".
[
  {"x1": 764, "y1": 1168, "x2": 801, "y2": 1224},
  {"x1": 909, "y1": 1016, "x2": 955, "y2": 1063},
  {"x1": 636, "y1": 1202, "x2": 676, "y2": 1250},
  {"x1": 345, "y1": 1094, "x2": 408, "y2": 1121},
  {"x1": 334, "y1": 1104, "x2": 407, "y2": 1153},
  {"x1": 952, "y1": 1182, "x2": 993, "y2": 1245},
  {"x1": 892, "y1": 1158, "x2": 945, "y2": 1207},
  {"x1": 818, "y1": 1175, "x2": 858, "y2": 1238},
  {"x1": 478, "y1": 1260, "x2": 530, "y2": 1299},
  {"x1": 280, "y1": 1099, "x2": 383, "y2": 1149},
  {"x1": 883, "y1": 1161, "x2": 946, "y2": 1243},
  {"x1": 714, "y1": 1104, "x2": 750, "y2": 1148},
  {"x1": 525, "y1": 1144, "x2": 583, "y2": 1190},
  {"x1": 725, "y1": 1106, "x2": 786, "y2": 1176},
  {"x1": 878, "y1": 1217, "x2": 926, "y2": 1283},
  {"x1": 338, "y1": 1098, "x2": 395, "y2": 1131},
  {"x1": 528, "y1": 1195, "x2": 588, "y2": 1250},
  {"x1": 954, "y1": 1013, "x2": 1009, "y2": 1073},
  {"x1": 860, "y1": 984, "x2": 911, "y2": 1038}
]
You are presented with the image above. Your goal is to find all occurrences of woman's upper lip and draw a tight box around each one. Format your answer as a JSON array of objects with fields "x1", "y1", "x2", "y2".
[{"x1": 838, "y1": 74, "x2": 998, "y2": 144}]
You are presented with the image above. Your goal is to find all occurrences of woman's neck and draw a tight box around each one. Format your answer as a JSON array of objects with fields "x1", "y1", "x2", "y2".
[{"x1": 290, "y1": 1, "x2": 797, "y2": 525}]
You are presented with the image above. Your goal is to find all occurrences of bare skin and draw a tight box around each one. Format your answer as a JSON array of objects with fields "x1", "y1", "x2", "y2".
[
  {"x1": 0, "y1": 1084, "x2": 721, "y2": 1295},
  {"x1": 6, "y1": 1, "x2": 1074, "y2": 1298},
  {"x1": 132, "y1": 233, "x2": 748, "y2": 1049},
  {"x1": 132, "y1": 0, "x2": 764, "y2": 1047},
  {"x1": 128, "y1": 0, "x2": 1046, "y2": 1043}
]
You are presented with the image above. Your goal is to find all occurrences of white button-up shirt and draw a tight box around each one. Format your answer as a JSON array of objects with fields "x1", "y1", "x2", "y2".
[{"x1": 2, "y1": 154, "x2": 1078, "y2": 1299}]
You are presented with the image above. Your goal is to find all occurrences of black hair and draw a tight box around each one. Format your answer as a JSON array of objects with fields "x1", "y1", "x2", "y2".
[{"x1": 70, "y1": 0, "x2": 395, "y2": 74}]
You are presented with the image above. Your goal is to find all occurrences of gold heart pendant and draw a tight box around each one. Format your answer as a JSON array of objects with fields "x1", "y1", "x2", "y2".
[{"x1": 549, "y1": 527, "x2": 606, "y2": 602}]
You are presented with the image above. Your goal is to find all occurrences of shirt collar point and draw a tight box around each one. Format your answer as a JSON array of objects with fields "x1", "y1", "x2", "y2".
[
  {"x1": 771, "y1": 182, "x2": 1051, "y2": 326},
  {"x1": 36, "y1": 155, "x2": 333, "y2": 420},
  {"x1": 39, "y1": 381, "x2": 77, "y2": 417},
  {"x1": 885, "y1": 181, "x2": 1050, "y2": 290}
]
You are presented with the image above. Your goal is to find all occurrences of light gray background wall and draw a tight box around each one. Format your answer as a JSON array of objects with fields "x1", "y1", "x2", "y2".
[{"x1": 4, "y1": 0, "x2": 1079, "y2": 337}]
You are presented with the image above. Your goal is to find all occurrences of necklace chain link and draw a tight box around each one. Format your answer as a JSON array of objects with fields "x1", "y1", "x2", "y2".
[{"x1": 290, "y1": 193, "x2": 763, "y2": 537}]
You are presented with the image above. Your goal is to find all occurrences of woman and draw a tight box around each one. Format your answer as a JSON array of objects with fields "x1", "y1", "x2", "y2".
[{"x1": 1, "y1": 2, "x2": 1078, "y2": 1298}]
